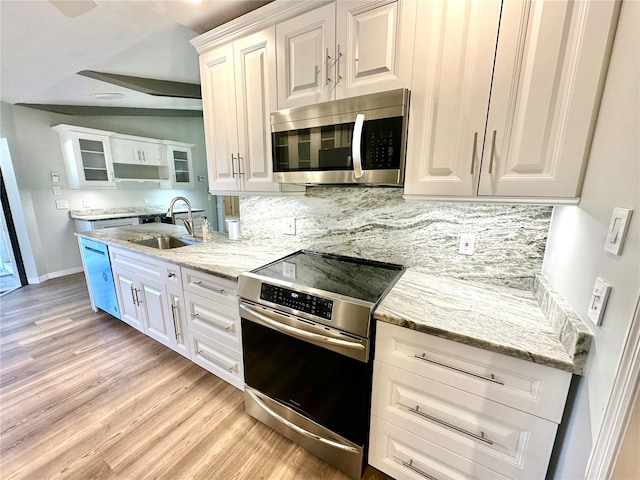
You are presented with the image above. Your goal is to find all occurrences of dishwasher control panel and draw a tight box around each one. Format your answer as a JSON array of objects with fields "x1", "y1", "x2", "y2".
[{"x1": 260, "y1": 283, "x2": 333, "y2": 320}]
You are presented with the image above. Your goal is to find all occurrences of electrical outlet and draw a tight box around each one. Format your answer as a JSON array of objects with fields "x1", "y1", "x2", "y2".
[
  {"x1": 458, "y1": 233, "x2": 475, "y2": 255},
  {"x1": 52, "y1": 186, "x2": 62, "y2": 196},
  {"x1": 82, "y1": 199, "x2": 91, "y2": 208},
  {"x1": 587, "y1": 277, "x2": 611, "y2": 325},
  {"x1": 55, "y1": 200, "x2": 69, "y2": 210},
  {"x1": 282, "y1": 218, "x2": 296, "y2": 235},
  {"x1": 51, "y1": 172, "x2": 59, "y2": 183},
  {"x1": 143, "y1": 197, "x2": 152, "y2": 205}
]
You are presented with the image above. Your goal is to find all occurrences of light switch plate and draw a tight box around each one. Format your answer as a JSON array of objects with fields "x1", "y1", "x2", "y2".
[
  {"x1": 458, "y1": 233, "x2": 475, "y2": 255},
  {"x1": 605, "y1": 207, "x2": 633, "y2": 255},
  {"x1": 55, "y1": 200, "x2": 69, "y2": 210},
  {"x1": 52, "y1": 186, "x2": 62, "y2": 196},
  {"x1": 587, "y1": 277, "x2": 611, "y2": 325}
]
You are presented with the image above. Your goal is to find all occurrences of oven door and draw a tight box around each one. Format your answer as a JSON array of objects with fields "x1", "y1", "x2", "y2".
[{"x1": 239, "y1": 301, "x2": 372, "y2": 478}]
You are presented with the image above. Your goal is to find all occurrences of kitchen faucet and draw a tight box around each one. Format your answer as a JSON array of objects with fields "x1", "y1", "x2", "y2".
[{"x1": 166, "y1": 196, "x2": 194, "y2": 237}]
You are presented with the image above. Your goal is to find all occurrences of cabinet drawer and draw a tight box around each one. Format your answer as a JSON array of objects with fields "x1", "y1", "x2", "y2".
[
  {"x1": 161, "y1": 263, "x2": 182, "y2": 289},
  {"x1": 189, "y1": 330, "x2": 244, "y2": 390},
  {"x1": 372, "y1": 362, "x2": 557, "y2": 479},
  {"x1": 182, "y1": 267, "x2": 237, "y2": 306},
  {"x1": 375, "y1": 322, "x2": 571, "y2": 422},
  {"x1": 369, "y1": 416, "x2": 509, "y2": 480},
  {"x1": 184, "y1": 291, "x2": 241, "y2": 350},
  {"x1": 109, "y1": 246, "x2": 165, "y2": 282}
]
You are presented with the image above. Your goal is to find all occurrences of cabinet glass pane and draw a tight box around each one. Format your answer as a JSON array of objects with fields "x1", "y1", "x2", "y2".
[
  {"x1": 79, "y1": 139, "x2": 105, "y2": 153},
  {"x1": 175, "y1": 172, "x2": 190, "y2": 183},
  {"x1": 80, "y1": 151, "x2": 107, "y2": 169},
  {"x1": 173, "y1": 151, "x2": 188, "y2": 161},
  {"x1": 84, "y1": 168, "x2": 109, "y2": 181}
]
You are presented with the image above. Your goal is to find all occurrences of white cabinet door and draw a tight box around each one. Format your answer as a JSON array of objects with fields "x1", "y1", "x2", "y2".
[
  {"x1": 335, "y1": 0, "x2": 415, "y2": 98},
  {"x1": 112, "y1": 268, "x2": 144, "y2": 333},
  {"x1": 111, "y1": 138, "x2": 142, "y2": 164},
  {"x1": 234, "y1": 29, "x2": 281, "y2": 193},
  {"x1": 53, "y1": 125, "x2": 116, "y2": 188},
  {"x1": 166, "y1": 143, "x2": 194, "y2": 188},
  {"x1": 404, "y1": 0, "x2": 501, "y2": 197},
  {"x1": 200, "y1": 43, "x2": 241, "y2": 192},
  {"x1": 137, "y1": 141, "x2": 165, "y2": 166},
  {"x1": 139, "y1": 276, "x2": 175, "y2": 350},
  {"x1": 477, "y1": 0, "x2": 618, "y2": 198},
  {"x1": 276, "y1": 3, "x2": 336, "y2": 109}
]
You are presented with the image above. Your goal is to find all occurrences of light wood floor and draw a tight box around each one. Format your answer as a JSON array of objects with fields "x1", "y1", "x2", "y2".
[{"x1": 0, "y1": 274, "x2": 391, "y2": 480}]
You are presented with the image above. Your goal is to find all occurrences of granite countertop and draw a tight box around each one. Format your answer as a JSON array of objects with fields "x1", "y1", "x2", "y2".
[
  {"x1": 374, "y1": 270, "x2": 592, "y2": 375},
  {"x1": 70, "y1": 206, "x2": 206, "y2": 221},
  {"x1": 77, "y1": 224, "x2": 591, "y2": 375},
  {"x1": 76, "y1": 223, "x2": 292, "y2": 280}
]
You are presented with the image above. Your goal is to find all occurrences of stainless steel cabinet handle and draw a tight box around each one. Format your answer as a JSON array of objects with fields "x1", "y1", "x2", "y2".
[
  {"x1": 470, "y1": 132, "x2": 478, "y2": 174},
  {"x1": 193, "y1": 281, "x2": 203, "y2": 285},
  {"x1": 197, "y1": 349, "x2": 236, "y2": 371},
  {"x1": 325, "y1": 47, "x2": 332, "y2": 85},
  {"x1": 488, "y1": 130, "x2": 497, "y2": 174},
  {"x1": 191, "y1": 313, "x2": 199, "y2": 320},
  {"x1": 168, "y1": 272, "x2": 176, "y2": 278},
  {"x1": 413, "y1": 353, "x2": 504, "y2": 385},
  {"x1": 408, "y1": 405, "x2": 494, "y2": 445},
  {"x1": 401, "y1": 459, "x2": 438, "y2": 480},
  {"x1": 352, "y1": 113, "x2": 365, "y2": 179},
  {"x1": 336, "y1": 44, "x2": 343, "y2": 85},
  {"x1": 130, "y1": 287, "x2": 141, "y2": 306},
  {"x1": 246, "y1": 388, "x2": 359, "y2": 453},
  {"x1": 240, "y1": 303, "x2": 365, "y2": 351},
  {"x1": 170, "y1": 304, "x2": 180, "y2": 341},
  {"x1": 231, "y1": 154, "x2": 238, "y2": 178},
  {"x1": 237, "y1": 153, "x2": 244, "y2": 176}
]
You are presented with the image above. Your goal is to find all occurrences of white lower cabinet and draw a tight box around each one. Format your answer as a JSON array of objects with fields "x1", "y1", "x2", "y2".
[
  {"x1": 182, "y1": 267, "x2": 244, "y2": 390},
  {"x1": 110, "y1": 247, "x2": 189, "y2": 358},
  {"x1": 369, "y1": 322, "x2": 572, "y2": 479}
]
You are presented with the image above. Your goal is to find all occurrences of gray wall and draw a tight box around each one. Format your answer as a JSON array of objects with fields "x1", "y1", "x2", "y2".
[
  {"x1": 543, "y1": 1, "x2": 640, "y2": 477},
  {"x1": 240, "y1": 189, "x2": 552, "y2": 290},
  {"x1": 0, "y1": 102, "x2": 211, "y2": 282}
]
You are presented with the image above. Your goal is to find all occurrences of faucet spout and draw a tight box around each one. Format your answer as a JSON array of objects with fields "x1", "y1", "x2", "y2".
[{"x1": 166, "y1": 196, "x2": 194, "y2": 237}]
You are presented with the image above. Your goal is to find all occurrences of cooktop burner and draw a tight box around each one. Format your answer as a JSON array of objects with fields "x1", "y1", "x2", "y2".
[
  {"x1": 253, "y1": 250, "x2": 403, "y2": 303},
  {"x1": 238, "y1": 250, "x2": 405, "y2": 339}
]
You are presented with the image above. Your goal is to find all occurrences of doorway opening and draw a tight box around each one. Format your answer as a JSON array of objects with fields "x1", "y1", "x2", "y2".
[{"x1": 0, "y1": 171, "x2": 27, "y2": 296}]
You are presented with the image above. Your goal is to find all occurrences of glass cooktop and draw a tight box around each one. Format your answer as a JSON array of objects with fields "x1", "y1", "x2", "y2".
[{"x1": 252, "y1": 250, "x2": 404, "y2": 304}]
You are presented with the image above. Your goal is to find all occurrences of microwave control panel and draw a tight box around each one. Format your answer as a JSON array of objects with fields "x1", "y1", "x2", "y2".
[{"x1": 364, "y1": 117, "x2": 404, "y2": 169}]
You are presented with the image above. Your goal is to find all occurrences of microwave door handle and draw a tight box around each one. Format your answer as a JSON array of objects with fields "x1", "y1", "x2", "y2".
[{"x1": 352, "y1": 113, "x2": 365, "y2": 179}]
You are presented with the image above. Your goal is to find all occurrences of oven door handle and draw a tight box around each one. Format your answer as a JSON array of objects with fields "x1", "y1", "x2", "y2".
[
  {"x1": 246, "y1": 388, "x2": 359, "y2": 454},
  {"x1": 239, "y1": 304, "x2": 365, "y2": 351}
]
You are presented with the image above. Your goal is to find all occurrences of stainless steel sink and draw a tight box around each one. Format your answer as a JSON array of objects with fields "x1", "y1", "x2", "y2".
[{"x1": 130, "y1": 236, "x2": 198, "y2": 249}]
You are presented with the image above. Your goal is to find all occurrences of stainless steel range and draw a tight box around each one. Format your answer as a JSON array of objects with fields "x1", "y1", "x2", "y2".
[{"x1": 237, "y1": 250, "x2": 405, "y2": 479}]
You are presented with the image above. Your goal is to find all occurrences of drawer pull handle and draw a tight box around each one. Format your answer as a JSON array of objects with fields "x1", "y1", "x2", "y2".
[
  {"x1": 168, "y1": 272, "x2": 176, "y2": 278},
  {"x1": 197, "y1": 350, "x2": 236, "y2": 371},
  {"x1": 408, "y1": 405, "x2": 494, "y2": 445},
  {"x1": 193, "y1": 281, "x2": 203, "y2": 285},
  {"x1": 219, "y1": 289, "x2": 225, "y2": 294},
  {"x1": 413, "y1": 353, "x2": 504, "y2": 385},
  {"x1": 191, "y1": 313, "x2": 199, "y2": 320},
  {"x1": 401, "y1": 459, "x2": 437, "y2": 480}
]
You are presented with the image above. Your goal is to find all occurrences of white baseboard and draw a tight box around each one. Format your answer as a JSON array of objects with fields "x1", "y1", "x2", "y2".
[{"x1": 27, "y1": 266, "x2": 84, "y2": 285}]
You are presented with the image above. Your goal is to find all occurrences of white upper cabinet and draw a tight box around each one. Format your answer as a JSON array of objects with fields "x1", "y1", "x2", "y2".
[
  {"x1": 276, "y1": 3, "x2": 336, "y2": 109},
  {"x1": 165, "y1": 142, "x2": 195, "y2": 188},
  {"x1": 53, "y1": 125, "x2": 116, "y2": 189},
  {"x1": 199, "y1": 27, "x2": 301, "y2": 195},
  {"x1": 335, "y1": 0, "x2": 415, "y2": 98},
  {"x1": 111, "y1": 136, "x2": 166, "y2": 166},
  {"x1": 276, "y1": 0, "x2": 416, "y2": 109},
  {"x1": 200, "y1": 42, "x2": 239, "y2": 192},
  {"x1": 404, "y1": 0, "x2": 619, "y2": 202}
]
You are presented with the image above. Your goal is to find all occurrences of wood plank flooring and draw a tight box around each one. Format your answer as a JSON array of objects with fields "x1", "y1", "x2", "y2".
[{"x1": 0, "y1": 274, "x2": 391, "y2": 480}]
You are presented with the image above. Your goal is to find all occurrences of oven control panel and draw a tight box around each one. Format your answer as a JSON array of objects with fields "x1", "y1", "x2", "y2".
[{"x1": 260, "y1": 283, "x2": 333, "y2": 320}]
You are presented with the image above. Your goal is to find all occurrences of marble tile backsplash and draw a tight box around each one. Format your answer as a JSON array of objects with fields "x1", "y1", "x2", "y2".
[{"x1": 239, "y1": 187, "x2": 552, "y2": 290}]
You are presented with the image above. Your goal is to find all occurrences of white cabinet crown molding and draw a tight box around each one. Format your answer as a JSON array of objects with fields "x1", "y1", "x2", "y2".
[{"x1": 190, "y1": 0, "x2": 333, "y2": 54}]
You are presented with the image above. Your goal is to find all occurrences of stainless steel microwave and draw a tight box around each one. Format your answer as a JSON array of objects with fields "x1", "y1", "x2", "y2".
[{"x1": 270, "y1": 89, "x2": 410, "y2": 186}]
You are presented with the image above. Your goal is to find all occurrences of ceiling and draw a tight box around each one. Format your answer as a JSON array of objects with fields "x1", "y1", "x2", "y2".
[{"x1": 0, "y1": 0, "x2": 271, "y2": 115}]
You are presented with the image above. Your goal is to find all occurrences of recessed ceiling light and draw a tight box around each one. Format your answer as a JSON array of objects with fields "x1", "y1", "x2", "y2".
[{"x1": 92, "y1": 93, "x2": 124, "y2": 100}]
